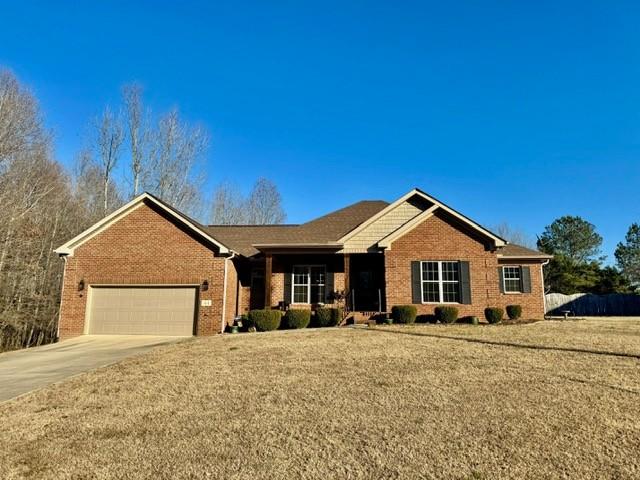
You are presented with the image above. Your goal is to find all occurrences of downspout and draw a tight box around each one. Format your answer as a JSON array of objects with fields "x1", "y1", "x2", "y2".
[
  {"x1": 221, "y1": 252, "x2": 237, "y2": 333},
  {"x1": 541, "y1": 259, "x2": 550, "y2": 317},
  {"x1": 56, "y1": 255, "x2": 68, "y2": 341}
]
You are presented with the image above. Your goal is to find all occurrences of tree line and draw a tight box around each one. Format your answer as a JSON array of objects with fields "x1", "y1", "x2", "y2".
[
  {"x1": 499, "y1": 216, "x2": 640, "y2": 295},
  {"x1": 0, "y1": 68, "x2": 285, "y2": 351}
]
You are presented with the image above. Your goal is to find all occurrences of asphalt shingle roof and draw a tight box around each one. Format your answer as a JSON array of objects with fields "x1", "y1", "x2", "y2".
[
  {"x1": 499, "y1": 244, "x2": 552, "y2": 258},
  {"x1": 206, "y1": 200, "x2": 388, "y2": 257}
]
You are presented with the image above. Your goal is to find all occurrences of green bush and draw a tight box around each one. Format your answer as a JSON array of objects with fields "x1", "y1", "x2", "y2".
[
  {"x1": 484, "y1": 307, "x2": 504, "y2": 324},
  {"x1": 434, "y1": 306, "x2": 459, "y2": 324},
  {"x1": 459, "y1": 316, "x2": 479, "y2": 325},
  {"x1": 315, "y1": 307, "x2": 343, "y2": 327},
  {"x1": 506, "y1": 305, "x2": 522, "y2": 320},
  {"x1": 283, "y1": 309, "x2": 311, "y2": 329},
  {"x1": 416, "y1": 314, "x2": 437, "y2": 324},
  {"x1": 248, "y1": 309, "x2": 282, "y2": 331},
  {"x1": 391, "y1": 305, "x2": 417, "y2": 324}
]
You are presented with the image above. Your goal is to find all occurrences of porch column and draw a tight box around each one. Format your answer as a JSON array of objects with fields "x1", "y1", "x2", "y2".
[
  {"x1": 343, "y1": 253, "x2": 350, "y2": 293},
  {"x1": 264, "y1": 253, "x2": 273, "y2": 308}
]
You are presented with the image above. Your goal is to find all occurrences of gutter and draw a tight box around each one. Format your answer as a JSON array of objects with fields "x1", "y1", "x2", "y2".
[
  {"x1": 496, "y1": 254, "x2": 554, "y2": 260},
  {"x1": 56, "y1": 255, "x2": 68, "y2": 340},
  {"x1": 253, "y1": 242, "x2": 343, "y2": 249}
]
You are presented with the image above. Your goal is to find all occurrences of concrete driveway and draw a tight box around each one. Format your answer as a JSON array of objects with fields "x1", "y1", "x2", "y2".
[{"x1": 0, "y1": 335, "x2": 186, "y2": 402}]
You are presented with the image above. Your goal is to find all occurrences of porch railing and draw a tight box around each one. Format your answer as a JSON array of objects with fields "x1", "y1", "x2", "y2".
[{"x1": 344, "y1": 288, "x2": 383, "y2": 315}]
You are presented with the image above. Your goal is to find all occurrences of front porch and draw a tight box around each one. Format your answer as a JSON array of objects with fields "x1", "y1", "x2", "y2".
[{"x1": 243, "y1": 251, "x2": 387, "y2": 321}]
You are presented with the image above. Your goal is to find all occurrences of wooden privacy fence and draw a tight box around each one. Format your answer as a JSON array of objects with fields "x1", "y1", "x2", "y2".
[{"x1": 545, "y1": 293, "x2": 640, "y2": 316}]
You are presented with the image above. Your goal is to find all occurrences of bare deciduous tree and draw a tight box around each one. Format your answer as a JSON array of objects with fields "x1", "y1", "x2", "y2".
[
  {"x1": 246, "y1": 177, "x2": 286, "y2": 224},
  {"x1": 210, "y1": 182, "x2": 247, "y2": 224},
  {"x1": 94, "y1": 107, "x2": 124, "y2": 215},
  {"x1": 210, "y1": 178, "x2": 286, "y2": 225},
  {"x1": 0, "y1": 69, "x2": 45, "y2": 166},
  {"x1": 74, "y1": 149, "x2": 122, "y2": 223},
  {"x1": 122, "y1": 83, "x2": 149, "y2": 197},
  {"x1": 0, "y1": 75, "x2": 86, "y2": 351},
  {"x1": 145, "y1": 108, "x2": 207, "y2": 216},
  {"x1": 492, "y1": 222, "x2": 535, "y2": 248}
]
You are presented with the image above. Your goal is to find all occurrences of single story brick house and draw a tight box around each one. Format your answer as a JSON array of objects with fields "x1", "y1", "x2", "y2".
[{"x1": 54, "y1": 188, "x2": 551, "y2": 339}]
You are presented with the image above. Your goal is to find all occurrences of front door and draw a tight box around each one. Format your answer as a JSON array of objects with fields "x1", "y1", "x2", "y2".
[{"x1": 349, "y1": 254, "x2": 385, "y2": 311}]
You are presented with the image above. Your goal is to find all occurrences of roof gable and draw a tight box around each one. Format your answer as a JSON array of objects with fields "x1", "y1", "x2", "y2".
[
  {"x1": 55, "y1": 193, "x2": 230, "y2": 256},
  {"x1": 339, "y1": 188, "x2": 506, "y2": 249},
  {"x1": 378, "y1": 205, "x2": 438, "y2": 248},
  {"x1": 341, "y1": 197, "x2": 430, "y2": 252}
]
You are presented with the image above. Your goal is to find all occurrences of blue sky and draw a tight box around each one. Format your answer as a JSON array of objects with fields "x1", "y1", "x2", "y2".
[{"x1": 1, "y1": 1, "x2": 639, "y2": 261}]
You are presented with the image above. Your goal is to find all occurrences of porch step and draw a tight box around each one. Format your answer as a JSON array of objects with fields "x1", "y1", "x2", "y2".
[{"x1": 343, "y1": 311, "x2": 383, "y2": 326}]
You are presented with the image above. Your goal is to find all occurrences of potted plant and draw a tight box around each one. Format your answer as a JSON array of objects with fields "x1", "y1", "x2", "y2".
[{"x1": 328, "y1": 290, "x2": 345, "y2": 313}]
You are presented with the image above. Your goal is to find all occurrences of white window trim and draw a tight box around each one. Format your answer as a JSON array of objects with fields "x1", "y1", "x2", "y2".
[
  {"x1": 420, "y1": 261, "x2": 461, "y2": 304},
  {"x1": 292, "y1": 265, "x2": 326, "y2": 304},
  {"x1": 502, "y1": 266, "x2": 523, "y2": 294}
]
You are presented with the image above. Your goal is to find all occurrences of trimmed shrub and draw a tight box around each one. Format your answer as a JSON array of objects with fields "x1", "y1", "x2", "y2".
[
  {"x1": 283, "y1": 309, "x2": 311, "y2": 329},
  {"x1": 391, "y1": 305, "x2": 417, "y2": 324},
  {"x1": 484, "y1": 307, "x2": 504, "y2": 324},
  {"x1": 434, "y1": 306, "x2": 459, "y2": 324},
  {"x1": 315, "y1": 307, "x2": 343, "y2": 327},
  {"x1": 459, "y1": 316, "x2": 479, "y2": 325},
  {"x1": 248, "y1": 309, "x2": 282, "y2": 331},
  {"x1": 506, "y1": 305, "x2": 522, "y2": 320},
  {"x1": 416, "y1": 314, "x2": 437, "y2": 324},
  {"x1": 315, "y1": 308, "x2": 331, "y2": 327}
]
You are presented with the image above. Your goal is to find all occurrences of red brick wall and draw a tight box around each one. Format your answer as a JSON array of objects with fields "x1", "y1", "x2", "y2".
[
  {"x1": 58, "y1": 201, "x2": 232, "y2": 339},
  {"x1": 384, "y1": 210, "x2": 546, "y2": 320}
]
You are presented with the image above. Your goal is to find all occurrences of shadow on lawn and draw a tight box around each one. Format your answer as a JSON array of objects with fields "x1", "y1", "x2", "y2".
[{"x1": 363, "y1": 326, "x2": 640, "y2": 360}]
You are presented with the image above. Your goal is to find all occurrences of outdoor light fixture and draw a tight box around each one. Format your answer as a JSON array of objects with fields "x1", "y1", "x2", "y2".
[
  {"x1": 201, "y1": 280, "x2": 209, "y2": 291},
  {"x1": 78, "y1": 279, "x2": 85, "y2": 291}
]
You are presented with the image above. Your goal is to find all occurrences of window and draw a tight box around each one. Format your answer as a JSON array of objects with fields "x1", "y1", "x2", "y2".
[
  {"x1": 292, "y1": 266, "x2": 326, "y2": 304},
  {"x1": 503, "y1": 266, "x2": 522, "y2": 293},
  {"x1": 421, "y1": 261, "x2": 460, "y2": 303}
]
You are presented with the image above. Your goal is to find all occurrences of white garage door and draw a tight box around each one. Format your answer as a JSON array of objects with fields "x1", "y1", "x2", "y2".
[{"x1": 88, "y1": 287, "x2": 197, "y2": 335}]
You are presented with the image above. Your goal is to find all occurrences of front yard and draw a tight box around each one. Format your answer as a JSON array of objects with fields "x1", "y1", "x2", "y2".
[{"x1": 1, "y1": 319, "x2": 639, "y2": 479}]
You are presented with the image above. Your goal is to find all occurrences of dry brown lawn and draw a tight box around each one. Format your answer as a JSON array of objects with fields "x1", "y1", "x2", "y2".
[{"x1": 1, "y1": 318, "x2": 639, "y2": 480}]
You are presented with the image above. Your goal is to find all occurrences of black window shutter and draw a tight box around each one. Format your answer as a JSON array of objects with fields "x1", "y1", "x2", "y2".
[
  {"x1": 498, "y1": 267, "x2": 505, "y2": 294},
  {"x1": 283, "y1": 267, "x2": 292, "y2": 304},
  {"x1": 411, "y1": 261, "x2": 422, "y2": 304},
  {"x1": 459, "y1": 261, "x2": 472, "y2": 304},
  {"x1": 521, "y1": 266, "x2": 532, "y2": 293},
  {"x1": 325, "y1": 269, "x2": 334, "y2": 303}
]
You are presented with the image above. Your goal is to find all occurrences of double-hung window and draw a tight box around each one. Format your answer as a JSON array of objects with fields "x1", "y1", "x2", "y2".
[
  {"x1": 292, "y1": 265, "x2": 326, "y2": 304},
  {"x1": 421, "y1": 261, "x2": 460, "y2": 303},
  {"x1": 502, "y1": 266, "x2": 522, "y2": 293}
]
